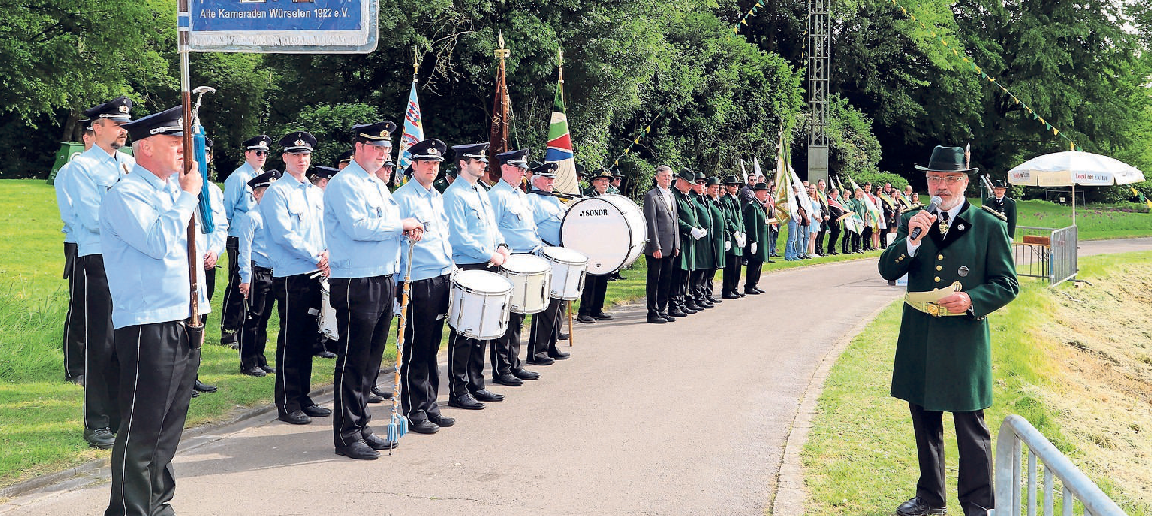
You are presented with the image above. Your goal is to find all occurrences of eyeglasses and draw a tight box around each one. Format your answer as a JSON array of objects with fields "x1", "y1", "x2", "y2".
[
  {"x1": 253, "y1": 150, "x2": 268, "y2": 156},
  {"x1": 925, "y1": 175, "x2": 966, "y2": 185}
]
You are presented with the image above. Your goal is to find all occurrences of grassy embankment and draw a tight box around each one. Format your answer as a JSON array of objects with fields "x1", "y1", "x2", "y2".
[{"x1": 802, "y1": 252, "x2": 1152, "y2": 515}]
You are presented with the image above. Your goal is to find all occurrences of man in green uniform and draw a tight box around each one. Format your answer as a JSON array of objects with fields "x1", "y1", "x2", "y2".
[
  {"x1": 689, "y1": 173, "x2": 714, "y2": 309},
  {"x1": 720, "y1": 176, "x2": 745, "y2": 299},
  {"x1": 742, "y1": 183, "x2": 770, "y2": 294},
  {"x1": 704, "y1": 177, "x2": 727, "y2": 305},
  {"x1": 879, "y1": 146, "x2": 1019, "y2": 516},
  {"x1": 987, "y1": 180, "x2": 1017, "y2": 239},
  {"x1": 669, "y1": 168, "x2": 701, "y2": 317}
]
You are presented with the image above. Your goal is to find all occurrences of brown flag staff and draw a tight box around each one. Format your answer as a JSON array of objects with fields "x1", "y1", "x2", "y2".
[{"x1": 178, "y1": 0, "x2": 204, "y2": 345}]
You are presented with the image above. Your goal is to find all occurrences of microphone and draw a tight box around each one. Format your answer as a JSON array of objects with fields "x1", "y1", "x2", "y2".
[{"x1": 909, "y1": 196, "x2": 942, "y2": 241}]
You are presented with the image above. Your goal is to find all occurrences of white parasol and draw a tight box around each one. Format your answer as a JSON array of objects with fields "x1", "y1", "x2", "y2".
[{"x1": 1007, "y1": 150, "x2": 1145, "y2": 225}]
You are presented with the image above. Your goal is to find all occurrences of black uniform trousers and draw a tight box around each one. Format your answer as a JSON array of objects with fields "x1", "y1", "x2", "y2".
[
  {"x1": 826, "y1": 223, "x2": 841, "y2": 255},
  {"x1": 645, "y1": 254, "x2": 675, "y2": 316},
  {"x1": 79, "y1": 254, "x2": 120, "y2": 432},
  {"x1": 447, "y1": 263, "x2": 493, "y2": 397},
  {"x1": 722, "y1": 253, "x2": 742, "y2": 296},
  {"x1": 220, "y1": 237, "x2": 245, "y2": 334},
  {"x1": 239, "y1": 265, "x2": 274, "y2": 370},
  {"x1": 689, "y1": 269, "x2": 707, "y2": 303},
  {"x1": 705, "y1": 268, "x2": 719, "y2": 299},
  {"x1": 63, "y1": 242, "x2": 85, "y2": 381},
  {"x1": 815, "y1": 226, "x2": 827, "y2": 253},
  {"x1": 670, "y1": 266, "x2": 691, "y2": 310},
  {"x1": 861, "y1": 226, "x2": 873, "y2": 251},
  {"x1": 909, "y1": 403, "x2": 994, "y2": 514},
  {"x1": 528, "y1": 298, "x2": 562, "y2": 359},
  {"x1": 330, "y1": 276, "x2": 394, "y2": 447},
  {"x1": 273, "y1": 273, "x2": 321, "y2": 416},
  {"x1": 492, "y1": 312, "x2": 525, "y2": 377},
  {"x1": 744, "y1": 257, "x2": 764, "y2": 292},
  {"x1": 105, "y1": 321, "x2": 198, "y2": 516},
  {"x1": 399, "y1": 274, "x2": 449, "y2": 423},
  {"x1": 578, "y1": 274, "x2": 609, "y2": 317}
]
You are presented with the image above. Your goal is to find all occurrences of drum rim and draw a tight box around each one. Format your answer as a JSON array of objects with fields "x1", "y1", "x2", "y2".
[
  {"x1": 541, "y1": 246, "x2": 589, "y2": 266},
  {"x1": 560, "y1": 195, "x2": 635, "y2": 275},
  {"x1": 453, "y1": 269, "x2": 514, "y2": 293}
]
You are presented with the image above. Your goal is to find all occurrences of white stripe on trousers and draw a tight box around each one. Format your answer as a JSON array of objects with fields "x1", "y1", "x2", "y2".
[
  {"x1": 337, "y1": 281, "x2": 353, "y2": 445},
  {"x1": 81, "y1": 265, "x2": 89, "y2": 427},
  {"x1": 117, "y1": 327, "x2": 143, "y2": 515},
  {"x1": 278, "y1": 279, "x2": 289, "y2": 412}
]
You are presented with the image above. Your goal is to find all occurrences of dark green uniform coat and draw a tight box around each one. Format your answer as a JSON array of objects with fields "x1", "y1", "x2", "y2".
[
  {"x1": 986, "y1": 196, "x2": 1017, "y2": 238},
  {"x1": 707, "y1": 196, "x2": 727, "y2": 269},
  {"x1": 721, "y1": 194, "x2": 744, "y2": 258},
  {"x1": 743, "y1": 200, "x2": 770, "y2": 262},
  {"x1": 878, "y1": 201, "x2": 1019, "y2": 412},
  {"x1": 691, "y1": 192, "x2": 714, "y2": 270},
  {"x1": 674, "y1": 188, "x2": 698, "y2": 271}
]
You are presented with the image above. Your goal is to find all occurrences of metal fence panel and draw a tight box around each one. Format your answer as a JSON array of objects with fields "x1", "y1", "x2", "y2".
[{"x1": 1011, "y1": 226, "x2": 1078, "y2": 285}]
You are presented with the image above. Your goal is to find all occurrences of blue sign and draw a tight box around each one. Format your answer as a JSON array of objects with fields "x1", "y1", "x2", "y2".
[{"x1": 184, "y1": 0, "x2": 377, "y2": 53}]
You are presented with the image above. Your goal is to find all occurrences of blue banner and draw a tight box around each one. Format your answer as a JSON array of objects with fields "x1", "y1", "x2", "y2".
[
  {"x1": 191, "y1": 0, "x2": 362, "y2": 32},
  {"x1": 185, "y1": 0, "x2": 378, "y2": 53}
]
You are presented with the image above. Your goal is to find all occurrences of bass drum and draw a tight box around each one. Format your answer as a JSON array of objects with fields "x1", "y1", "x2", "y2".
[{"x1": 560, "y1": 194, "x2": 645, "y2": 275}]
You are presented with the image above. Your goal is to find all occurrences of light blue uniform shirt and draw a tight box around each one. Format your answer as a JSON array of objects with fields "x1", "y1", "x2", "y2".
[
  {"x1": 261, "y1": 172, "x2": 326, "y2": 278},
  {"x1": 203, "y1": 182, "x2": 228, "y2": 257},
  {"x1": 443, "y1": 178, "x2": 503, "y2": 265},
  {"x1": 527, "y1": 189, "x2": 565, "y2": 246},
  {"x1": 100, "y1": 164, "x2": 208, "y2": 329},
  {"x1": 54, "y1": 161, "x2": 78, "y2": 243},
  {"x1": 236, "y1": 209, "x2": 270, "y2": 284},
  {"x1": 488, "y1": 179, "x2": 543, "y2": 254},
  {"x1": 323, "y1": 161, "x2": 405, "y2": 278},
  {"x1": 393, "y1": 179, "x2": 453, "y2": 282},
  {"x1": 223, "y1": 162, "x2": 259, "y2": 237},
  {"x1": 61, "y1": 146, "x2": 135, "y2": 256}
]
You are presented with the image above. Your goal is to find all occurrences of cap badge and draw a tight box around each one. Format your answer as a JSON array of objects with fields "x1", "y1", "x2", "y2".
[
  {"x1": 379, "y1": 130, "x2": 390, "y2": 139},
  {"x1": 118, "y1": 105, "x2": 130, "y2": 113},
  {"x1": 295, "y1": 139, "x2": 305, "y2": 147}
]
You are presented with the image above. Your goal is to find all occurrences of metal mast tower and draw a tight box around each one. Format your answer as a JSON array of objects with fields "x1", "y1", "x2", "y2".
[{"x1": 807, "y1": 0, "x2": 831, "y2": 183}]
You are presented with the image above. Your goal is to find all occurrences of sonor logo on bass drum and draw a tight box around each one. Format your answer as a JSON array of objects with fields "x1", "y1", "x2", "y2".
[{"x1": 580, "y1": 209, "x2": 610, "y2": 216}]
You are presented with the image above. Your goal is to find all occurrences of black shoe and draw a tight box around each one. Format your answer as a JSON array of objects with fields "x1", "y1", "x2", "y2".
[
  {"x1": 895, "y1": 497, "x2": 947, "y2": 516},
  {"x1": 69, "y1": 374, "x2": 85, "y2": 387},
  {"x1": 335, "y1": 440, "x2": 380, "y2": 460},
  {"x1": 661, "y1": 313, "x2": 677, "y2": 322},
  {"x1": 647, "y1": 314, "x2": 668, "y2": 324},
  {"x1": 722, "y1": 293, "x2": 740, "y2": 300},
  {"x1": 558, "y1": 332, "x2": 569, "y2": 341},
  {"x1": 219, "y1": 331, "x2": 237, "y2": 346},
  {"x1": 191, "y1": 390, "x2": 199, "y2": 398},
  {"x1": 427, "y1": 413, "x2": 456, "y2": 428},
  {"x1": 743, "y1": 289, "x2": 761, "y2": 295},
  {"x1": 708, "y1": 297, "x2": 722, "y2": 304},
  {"x1": 409, "y1": 419, "x2": 440, "y2": 434},
  {"x1": 302, "y1": 404, "x2": 331, "y2": 417},
  {"x1": 527, "y1": 355, "x2": 555, "y2": 365},
  {"x1": 372, "y1": 386, "x2": 394, "y2": 399},
  {"x1": 494, "y1": 373, "x2": 523, "y2": 386},
  {"x1": 592, "y1": 312, "x2": 613, "y2": 320},
  {"x1": 193, "y1": 380, "x2": 217, "y2": 393},
  {"x1": 362, "y1": 433, "x2": 398, "y2": 451},
  {"x1": 735, "y1": 291, "x2": 746, "y2": 298},
  {"x1": 241, "y1": 365, "x2": 267, "y2": 377},
  {"x1": 84, "y1": 427, "x2": 115, "y2": 449},
  {"x1": 279, "y1": 410, "x2": 311, "y2": 425},
  {"x1": 315, "y1": 351, "x2": 337, "y2": 359},
  {"x1": 448, "y1": 393, "x2": 485, "y2": 409},
  {"x1": 261, "y1": 365, "x2": 276, "y2": 374},
  {"x1": 512, "y1": 369, "x2": 540, "y2": 381},
  {"x1": 668, "y1": 309, "x2": 688, "y2": 318},
  {"x1": 547, "y1": 349, "x2": 570, "y2": 360},
  {"x1": 471, "y1": 389, "x2": 504, "y2": 402},
  {"x1": 367, "y1": 394, "x2": 384, "y2": 404},
  {"x1": 754, "y1": 288, "x2": 765, "y2": 294},
  {"x1": 766, "y1": 259, "x2": 776, "y2": 263},
  {"x1": 684, "y1": 302, "x2": 700, "y2": 312},
  {"x1": 577, "y1": 314, "x2": 595, "y2": 323}
]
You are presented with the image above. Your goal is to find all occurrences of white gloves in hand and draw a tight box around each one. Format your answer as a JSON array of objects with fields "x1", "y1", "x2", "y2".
[
  {"x1": 725, "y1": 241, "x2": 732, "y2": 251},
  {"x1": 751, "y1": 242, "x2": 758, "y2": 254},
  {"x1": 735, "y1": 232, "x2": 747, "y2": 248},
  {"x1": 691, "y1": 227, "x2": 707, "y2": 240}
]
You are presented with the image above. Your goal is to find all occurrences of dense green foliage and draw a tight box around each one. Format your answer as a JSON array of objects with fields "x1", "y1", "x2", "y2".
[{"x1": 1, "y1": 0, "x2": 1149, "y2": 197}]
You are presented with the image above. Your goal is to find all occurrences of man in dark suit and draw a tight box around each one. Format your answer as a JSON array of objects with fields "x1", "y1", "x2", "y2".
[
  {"x1": 879, "y1": 146, "x2": 1019, "y2": 516},
  {"x1": 642, "y1": 166, "x2": 680, "y2": 323},
  {"x1": 987, "y1": 180, "x2": 1017, "y2": 239}
]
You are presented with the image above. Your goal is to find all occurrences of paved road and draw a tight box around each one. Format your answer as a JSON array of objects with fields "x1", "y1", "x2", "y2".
[{"x1": 4, "y1": 238, "x2": 1147, "y2": 515}]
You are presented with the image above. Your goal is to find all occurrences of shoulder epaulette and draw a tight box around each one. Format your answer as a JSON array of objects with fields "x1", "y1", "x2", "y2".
[
  {"x1": 901, "y1": 202, "x2": 923, "y2": 213},
  {"x1": 979, "y1": 204, "x2": 1008, "y2": 221}
]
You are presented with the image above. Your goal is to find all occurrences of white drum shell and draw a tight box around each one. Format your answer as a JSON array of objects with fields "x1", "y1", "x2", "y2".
[
  {"x1": 541, "y1": 246, "x2": 588, "y2": 300},
  {"x1": 499, "y1": 254, "x2": 552, "y2": 314},
  {"x1": 560, "y1": 194, "x2": 646, "y2": 275},
  {"x1": 447, "y1": 270, "x2": 513, "y2": 340}
]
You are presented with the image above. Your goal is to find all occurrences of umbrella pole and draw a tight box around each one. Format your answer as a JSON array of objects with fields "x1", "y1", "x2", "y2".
[{"x1": 1072, "y1": 184, "x2": 1077, "y2": 226}]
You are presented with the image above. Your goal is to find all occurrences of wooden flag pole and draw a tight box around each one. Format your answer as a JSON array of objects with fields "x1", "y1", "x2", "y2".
[{"x1": 178, "y1": 0, "x2": 203, "y2": 342}]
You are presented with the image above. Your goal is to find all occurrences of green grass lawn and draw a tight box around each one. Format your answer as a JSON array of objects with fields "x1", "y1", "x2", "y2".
[
  {"x1": 802, "y1": 252, "x2": 1152, "y2": 516},
  {"x1": 984, "y1": 198, "x2": 1152, "y2": 241}
]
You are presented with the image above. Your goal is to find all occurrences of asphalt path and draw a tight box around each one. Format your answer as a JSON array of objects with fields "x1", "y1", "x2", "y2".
[{"x1": 4, "y1": 237, "x2": 1148, "y2": 515}]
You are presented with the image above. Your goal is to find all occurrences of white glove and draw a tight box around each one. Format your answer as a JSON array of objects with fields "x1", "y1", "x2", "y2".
[
  {"x1": 751, "y1": 242, "x2": 758, "y2": 254},
  {"x1": 725, "y1": 241, "x2": 732, "y2": 251},
  {"x1": 735, "y1": 233, "x2": 747, "y2": 248},
  {"x1": 691, "y1": 227, "x2": 707, "y2": 240}
]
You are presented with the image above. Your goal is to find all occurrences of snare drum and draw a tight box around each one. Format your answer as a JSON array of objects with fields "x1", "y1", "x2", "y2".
[
  {"x1": 499, "y1": 254, "x2": 552, "y2": 314},
  {"x1": 560, "y1": 194, "x2": 646, "y2": 275},
  {"x1": 541, "y1": 246, "x2": 588, "y2": 300},
  {"x1": 448, "y1": 270, "x2": 513, "y2": 340}
]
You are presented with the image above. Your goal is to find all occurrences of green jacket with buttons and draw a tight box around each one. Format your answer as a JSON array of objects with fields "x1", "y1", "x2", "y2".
[
  {"x1": 674, "y1": 188, "x2": 697, "y2": 271},
  {"x1": 721, "y1": 194, "x2": 744, "y2": 257},
  {"x1": 707, "y1": 196, "x2": 727, "y2": 269},
  {"x1": 878, "y1": 201, "x2": 1019, "y2": 412},
  {"x1": 691, "y1": 192, "x2": 714, "y2": 270}
]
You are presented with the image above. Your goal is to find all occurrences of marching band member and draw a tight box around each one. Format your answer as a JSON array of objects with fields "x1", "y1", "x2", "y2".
[
  {"x1": 525, "y1": 161, "x2": 570, "y2": 363},
  {"x1": 323, "y1": 121, "x2": 423, "y2": 458},
  {"x1": 720, "y1": 176, "x2": 745, "y2": 298},
  {"x1": 236, "y1": 170, "x2": 280, "y2": 378},
  {"x1": 576, "y1": 169, "x2": 616, "y2": 322},
  {"x1": 443, "y1": 142, "x2": 507, "y2": 410},
  {"x1": 487, "y1": 149, "x2": 543, "y2": 385},
  {"x1": 261, "y1": 131, "x2": 331, "y2": 426},
  {"x1": 60, "y1": 96, "x2": 135, "y2": 449},
  {"x1": 55, "y1": 126, "x2": 94, "y2": 385},
  {"x1": 220, "y1": 135, "x2": 271, "y2": 348},
  {"x1": 393, "y1": 138, "x2": 458, "y2": 433}
]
